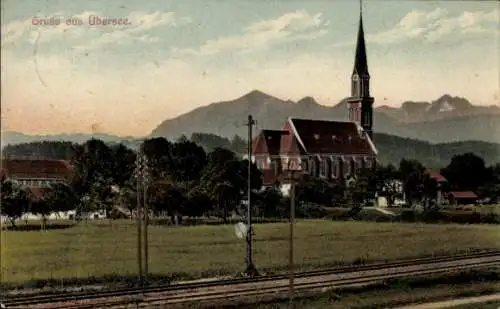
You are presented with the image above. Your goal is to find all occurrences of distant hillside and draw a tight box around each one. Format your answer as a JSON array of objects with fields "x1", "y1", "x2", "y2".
[
  {"x1": 3, "y1": 132, "x2": 499, "y2": 168},
  {"x1": 150, "y1": 90, "x2": 500, "y2": 144},
  {"x1": 1, "y1": 131, "x2": 138, "y2": 146},
  {"x1": 372, "y1": 133, "x2": 500, "y2": 167}
]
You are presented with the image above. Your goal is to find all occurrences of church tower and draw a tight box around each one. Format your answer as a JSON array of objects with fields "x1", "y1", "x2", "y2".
[{"x1": 347, "y1": 0, "x2": 374, "y2": 138}]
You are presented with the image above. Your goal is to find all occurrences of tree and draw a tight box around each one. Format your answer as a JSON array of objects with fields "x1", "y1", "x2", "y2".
[
  {"x1": 45, "y1": 183, "x2": 78, "y2": 214},
  {"x1": 441, "y1": 153, "x2": 488, "y2": 191},
  {"x1": 170, "y1": 140, "x2": 207, "y2": 182},
  {"x1": 141, "y1": 137, "x2": 173, "y2": 181},
  {"x1": 71, "y1": 139, "x2": 115, "y2": 201},
  {"x1": 185, "y1": 186, "x2": 213, "y2": 218},
  {"x1": 295, "y1": 176, "x2": 333, "y2": 207},
  {"x1": 478, "y1": 163, "x2": 500, "y2": 202},
  {"x1": 148, "y1": 181, "x2": 187, "y2": 224},
  {"x1": 375, "y1": 164, "x2": 401, "y2": 207},
  {"x1": 399, "y1": 159, "x2": 425, "y2": 206},
  {"x1": 199, "y1": 148, "x2": 261, "y2": 223},
  {"x1": 2, "y1": 141, "x2": 77, "y2": 160},
  {"x1": 116, "y1": 180, "x2": 138, "y2": 219},
  {"x1": 0, "y1": 180, "x2": 31, "y2": 227},
  {"x1": 229, "y1": 135, "x2": 247, "y2": 155},
  {"x1": 31, "y1": 197, "x2": 53, "y2": 230},
  {"x1": 190, "y1": 133, "x2": 231, "y2": 153},
  {"x1": 111, "y1": 143, "x2": 137, "y2": 188},
  {"x1": 255, "y1": 187, "x2": 285, "y2": 218}
]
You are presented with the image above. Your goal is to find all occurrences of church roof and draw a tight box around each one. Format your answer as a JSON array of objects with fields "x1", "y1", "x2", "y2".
[
  {"x1": 252, "y1": 118, "x2": 377, "y2": 156},
  {"x1": 287, "y1": 118, "x2": 376, "y2": 155},
  {"x1": 252, "y1": 130, "x2": 288, "y2": 156},
  {"x1": 353, "y1": 8, "x2": 369, "y2": 76}
]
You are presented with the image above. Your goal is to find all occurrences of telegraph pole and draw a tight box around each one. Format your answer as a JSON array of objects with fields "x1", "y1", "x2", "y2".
[
  {"x1": 289, "y1": 177, "x2": 296, "y2": 308},
  {"x1": 244, "y1": 115, "x2": 258, "y2": 277},
  {"x1": 135, "y1": 153, "x2": 143, "y2": 287},
  {"x1": 142, "y1": 156, "x2": 149, "y2": 284}
]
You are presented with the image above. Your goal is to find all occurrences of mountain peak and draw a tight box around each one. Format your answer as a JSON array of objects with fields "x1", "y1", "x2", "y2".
[
  {"x1": 239, "y1": 89, "x2": 274, "y2": 101},
  {"x1": 297, "y1": 96, "x2": 318, "y2": 105},
  {"x1": 432, "y1": 94, "x2": 472, "y2": 110}
]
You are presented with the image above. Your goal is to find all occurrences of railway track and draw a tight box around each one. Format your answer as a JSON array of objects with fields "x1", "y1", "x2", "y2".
[{"x1": 3, "y1": 250, "x2": 500, "y2": 309}]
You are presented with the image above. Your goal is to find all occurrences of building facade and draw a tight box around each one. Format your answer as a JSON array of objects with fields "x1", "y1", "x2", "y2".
[
  {"x1": 251, "y1": 4, "x2": 377, "y2": 189},
  {"x1": 0, "y1": 157, "x2": 74, "y2": 200}
]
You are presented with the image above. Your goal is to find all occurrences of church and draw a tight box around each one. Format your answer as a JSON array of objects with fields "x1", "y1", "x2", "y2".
[{"x1": 251, "y1": 4, "x2": 378, "y2": 188}]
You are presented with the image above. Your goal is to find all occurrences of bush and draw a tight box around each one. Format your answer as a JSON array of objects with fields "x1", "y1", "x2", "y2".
[{"x1": 400, "y1": 210, "x2": 416, "y2": 222}]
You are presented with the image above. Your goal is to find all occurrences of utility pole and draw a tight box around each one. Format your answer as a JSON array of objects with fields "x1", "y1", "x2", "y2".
[
  {"x1": 142, "y1": 156, "x2": 149, "y2": 284},
  {"x1": 135, "y1": 153, "x2": 143, "y2": 287},
  {"x1": 288, "y1": 168, "x2": 297, "y2": 309},
  {"x1": 244, "y1": 114, "x2": 258, "y2": 277}
]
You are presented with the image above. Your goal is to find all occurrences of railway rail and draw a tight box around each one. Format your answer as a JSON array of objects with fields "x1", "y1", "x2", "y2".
[{"x1": 3, "y1": 249, "x2": 500, "y2": 309}]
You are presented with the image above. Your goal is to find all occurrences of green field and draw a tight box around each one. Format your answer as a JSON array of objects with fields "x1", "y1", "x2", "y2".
[{"x1": 1, "y1": 220, "x2": 499, "y2": 287}]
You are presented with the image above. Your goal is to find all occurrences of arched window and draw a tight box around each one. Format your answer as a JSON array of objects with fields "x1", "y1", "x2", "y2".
[
  {"x1": 319, "y1": 158, "x2": 328, "y2": 178},
  {"x1": 301, "y1": 158, "x2": 309, "y2": 173},
  {"x1": 344, "y1": 158, "x2": 350, "y2": 176},
  {"x1": 331, "y1": 158, "x2": 339, "y2": 179}
]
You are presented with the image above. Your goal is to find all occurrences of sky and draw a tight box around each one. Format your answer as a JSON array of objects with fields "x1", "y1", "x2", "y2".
[{"x1": 1, "y1": 0, "x2": 499, "y2": 137}]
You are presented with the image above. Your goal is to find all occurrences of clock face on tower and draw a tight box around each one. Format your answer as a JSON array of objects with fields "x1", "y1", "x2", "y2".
[{"x1": 352, "y1": 75, "x2": 359, "y2": 81}]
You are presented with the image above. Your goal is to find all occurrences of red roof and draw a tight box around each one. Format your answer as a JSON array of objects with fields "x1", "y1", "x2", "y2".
[
  {"x1": 0, "y1": 159, "x2": 73, "y2": 180},
  {"x1": 449, "y1": 191, "x2": 478, "y2": 199},
  {"x1": 425, "y1": 169, "x2": 447, "y2": 183},
  {"x1": 287, "y1": 118, "x2": 376, "y2": 155},
  {"x1": 252, "y1": 130, "x2": 288, "y2": 155},
  {"x1": 252, "y1": 118, "x2": 377, "y2": 156}
]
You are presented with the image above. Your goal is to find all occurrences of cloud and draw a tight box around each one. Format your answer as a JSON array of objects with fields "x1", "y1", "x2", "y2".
[
  {"x1": 1, "y1": 11, "x2": 191, "y2": 51},
  {"x1": 367, "y1": 8, "x2": 499, "y2": 44},
  {"x1": 174, "y1": 10, "x2": 329, "y2": 56}
]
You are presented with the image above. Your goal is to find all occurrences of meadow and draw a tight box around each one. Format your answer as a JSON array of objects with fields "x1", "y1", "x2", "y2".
[{"x1": 1, "y1": 219, "x2": 499, "y2": 287}]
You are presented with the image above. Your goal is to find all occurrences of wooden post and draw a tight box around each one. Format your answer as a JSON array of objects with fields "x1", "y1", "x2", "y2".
[{"x1": 289, "y1": 178, "x2": 296, "y2": 308}]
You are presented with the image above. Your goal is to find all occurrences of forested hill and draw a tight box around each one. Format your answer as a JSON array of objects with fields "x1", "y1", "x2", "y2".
[{"x1": 2, "y1": 133, "x2": 499, "y2": 168}]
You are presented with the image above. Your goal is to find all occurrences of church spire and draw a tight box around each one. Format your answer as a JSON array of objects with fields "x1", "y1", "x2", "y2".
[
  {"x1": 353, "y1": 0, "x2": 369, "y2": 76},
  {"x1": 347, "y1": 0, "x2": 374, "y2": 139}
]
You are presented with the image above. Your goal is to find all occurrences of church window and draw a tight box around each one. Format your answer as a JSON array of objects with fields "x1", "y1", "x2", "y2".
[
  {"x1": 301, "y1": 158, "x2": 309, "y2": 173},
  {"x1": 332, "y1": 159, "x2": 339, "y2": 178},
  {"x1": 270, "y1": 159, "x2": 277, "y2": 175},
  {"x1": 344, "y1": 159, "x2": 350, "y2": 176},
  {"x1": 319, "y1": 158, "x2": 328, "y2": 178},
  {"x1": 352, "y1": 75, "x2": 360, "y2": 97},
  {"x1": 311, "y1": 159, "x2": 317, "y2": 176}
]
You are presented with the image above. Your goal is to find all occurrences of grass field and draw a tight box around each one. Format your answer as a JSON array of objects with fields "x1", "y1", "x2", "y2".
[{"x1": 1, "y1": 220, "x2": 499, "y2": 287}]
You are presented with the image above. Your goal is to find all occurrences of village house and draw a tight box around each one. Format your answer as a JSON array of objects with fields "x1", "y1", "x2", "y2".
[
  {"x1": 1, "y1": 156, "x2": 74, "y2": 194},
  {"x1": 0, "y1": 157, "x2": 82, "y2": 220},
  {"x1": 251, "y1": 5, "x2": 377, "y2": 194}
]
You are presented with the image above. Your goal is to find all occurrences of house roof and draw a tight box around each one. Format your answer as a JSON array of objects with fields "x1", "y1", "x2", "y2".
[
  {"x1": 449, "y1": 191, "x2": 478, "y2": 199},
  {"x1": 0, "y1": 159, "x2": 74, "y2": 180},
  {"x1": 252, "y1": 130, "x2": 288, "y2": 155},
  {"x1": 425, "y1": 169, "x2": 447, "y2": 183},
  {"x1": 287, "y1": 118, "x2": 376, "y2": 155}
]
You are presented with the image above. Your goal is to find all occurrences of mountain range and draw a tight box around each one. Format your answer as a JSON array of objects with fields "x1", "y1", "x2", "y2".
[
  {"x1": 2, "y1": 90, "x2": 499, "y2": 147},
  {"x1": 150, "y1": 90, "x2": 500, "y2": 144}
]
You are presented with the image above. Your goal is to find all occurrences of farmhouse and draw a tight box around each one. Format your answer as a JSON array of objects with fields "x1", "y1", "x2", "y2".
[
  {"x1": 1, "y1": 157, "x2": 80, "y2": 220},
  {"x1": 447, "y1": 191, "x2": 478, "y2": 206},
  {"x1": 0, "y1": 157, "x2": 74, "y2": 198},
  {"x1": 251, "y1": 4, "x2": 377, "y2": 192}
]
